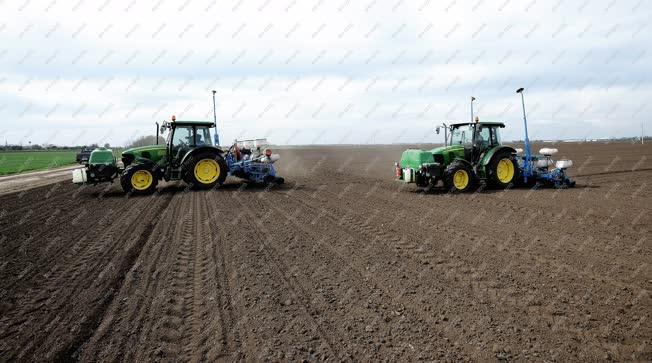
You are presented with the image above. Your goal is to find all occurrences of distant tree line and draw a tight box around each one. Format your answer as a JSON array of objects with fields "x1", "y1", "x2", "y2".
[
  {"x1": 0, "y1": 143, "x2": 110, "y2": 151},
  {"x1": 0, "y1": 136, "x2": 166, "y2": 151}
]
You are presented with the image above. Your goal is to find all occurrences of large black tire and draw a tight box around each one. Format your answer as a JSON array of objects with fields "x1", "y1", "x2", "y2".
[
  {"x1": 120, "y1": 164, "x2": 158, "y2": 195},
  {"x1": 444, "y1": 161, "x2": 477, "y2": 193},
  {"x1": 182, "y1": 151, "x2": 228, "y2": 190},
  {"x1": 487, "y1": 151, "x2": 519, "y2": 188}
]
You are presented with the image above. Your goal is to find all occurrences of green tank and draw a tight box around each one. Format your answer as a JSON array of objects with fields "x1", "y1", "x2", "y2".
[
  {"x1": 88, "y1": 148, "x2": 116, "y2": 166},
  {"x1": 82, "y1": 147, "x2": 119, "y2": 183}
]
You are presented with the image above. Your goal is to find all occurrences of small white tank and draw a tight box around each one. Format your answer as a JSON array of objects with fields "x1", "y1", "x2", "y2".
[
  {"x1": 72, "y1": 168, "x2": 87, "y2": 184},
  {"x1": 556, "y1": 160, "x2": 573, "y2": 169},
  {"x1": 539, "y1": 148, "x2": 558, "y2": 155}
]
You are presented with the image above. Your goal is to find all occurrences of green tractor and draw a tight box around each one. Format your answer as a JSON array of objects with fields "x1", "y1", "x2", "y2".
[
  {"x1": 395, "y1": 121, "x2": 518, "y2": 192},
  {"x1": 73, "y1": 118, "x2": 228, "y2": 194},
  {"x1": 73, "y1": 116, "x2": 283, "y2": 194}
]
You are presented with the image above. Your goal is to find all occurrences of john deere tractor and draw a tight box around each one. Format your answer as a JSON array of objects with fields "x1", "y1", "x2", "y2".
[
  {"x1": 72, "y1": 117, "x2": 283, "y2": 194},
  {"x1": 395, "y1": 121, "x2": 518, "y2": 192}
]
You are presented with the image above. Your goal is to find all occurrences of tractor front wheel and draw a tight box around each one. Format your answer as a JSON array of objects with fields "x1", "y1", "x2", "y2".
[
  {"x1": 182, "y1": 152, "x2": 227, "y2": 189},
  {"x1": 121, "y1": 164, "x2": 158, "y2": 195},
  {"x1": 444, "y1": 161, "x2": 477, "y2": 193},
  {"x1": 487, "y1": 151, "x2": 519, "y2": 188}
]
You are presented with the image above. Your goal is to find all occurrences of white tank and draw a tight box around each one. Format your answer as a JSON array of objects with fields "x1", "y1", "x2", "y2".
[
  {"x1": 71, "y1": 168, "x2": 87, "y2": 184},
  {"x1": 535, "y1": 159, "x2": 553, "y2": 168},
  {"x1": 556, "y1": 160, "x2": 573, "y2": 169},
  {"x1": 539, "y1": 148, "x2": 558, "y2": 155}
]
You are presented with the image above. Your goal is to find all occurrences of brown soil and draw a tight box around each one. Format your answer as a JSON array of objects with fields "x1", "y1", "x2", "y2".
[{"x1": 0, "y1": 142, "x2": 650, "y2": 361}]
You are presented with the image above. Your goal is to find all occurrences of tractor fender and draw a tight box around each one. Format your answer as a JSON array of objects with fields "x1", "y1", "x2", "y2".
[
  {"x1": 179, "y1": 146, "x2": 224, "y2": 166},
  {"x1": 449, "y1": 158, "x2": 475, "y2": 171},
  {"x1": 480, "y1": 146, "x2": 517, "y2": 166}
]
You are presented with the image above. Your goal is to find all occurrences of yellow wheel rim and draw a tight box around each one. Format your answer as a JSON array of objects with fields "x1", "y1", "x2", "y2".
[
  {"x1": 453, "y1": 170, "x2": 469, "y2": 190},
  {"x1": 194, "y1": 159, "x2": 220, "y2": 184},
  {"x1": 496, "y1": 158, "x2": 515, "y2": 183},
  {"x1": 131, "y1": 170, "x2": 153, "y2": 190}
]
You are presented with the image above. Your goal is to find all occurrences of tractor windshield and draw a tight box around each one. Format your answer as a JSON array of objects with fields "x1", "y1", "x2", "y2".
[
  {"x1": 450, "y1": 125, "x2": 473, "y2": 146},
  {"x1": 171, "y1": 126, "x2": 213, "y2": 148}
]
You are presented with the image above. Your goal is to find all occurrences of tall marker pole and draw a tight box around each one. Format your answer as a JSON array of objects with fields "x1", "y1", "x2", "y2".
[
  {"x1": 516, "y1": 87, "x2": 531, "y2": 182},
  {"x1": 212, "y1": 90, "x2": 220, "y2": 146}
]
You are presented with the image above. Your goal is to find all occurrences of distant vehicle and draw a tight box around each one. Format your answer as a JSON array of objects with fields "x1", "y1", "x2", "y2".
[{"x1": 76, "y1": 147, "x2": 93, "y2": 164}]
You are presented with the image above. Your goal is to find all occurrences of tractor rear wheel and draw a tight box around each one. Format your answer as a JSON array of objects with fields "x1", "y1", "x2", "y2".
[
  {"x1": 487, "y1": 151, "x2": 519, "y2": 188},
  {"x1": 121, "y1": 164, "x2": 158, "y2": 195},
  {"x1": 444, "y1": 161, "x2": 477, "y2": 193},
  {"x1": 182, "y1": 152, "x2": 227, "y2": 189}
]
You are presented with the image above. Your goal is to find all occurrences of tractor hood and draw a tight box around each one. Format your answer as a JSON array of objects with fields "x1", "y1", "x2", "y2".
[
  {"x1": 122, "y1": 144, "x2": 167, "y2": 163},
  {"x1": 122, "y1": 144, "x2": 166, "y2": 155},
  {"x1": 399, "y1": 145, "x2": 465, "y2": 169}
]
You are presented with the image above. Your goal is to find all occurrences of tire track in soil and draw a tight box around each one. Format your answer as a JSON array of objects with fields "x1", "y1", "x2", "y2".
[
  {"x1": 229, "y1": 189, "x2": 468, "y2": 360},
  {"x1": 245, "y1": 189, "x2": 476, "y2": 359},
  {"x1": 297, "y1": 180, "x2": 646, "y2": 300},
  {"x1": 182, "y1": 192, "x2": 220, "y2": 362},
  {"x1": 127, "y1": 193, "x2": 194, "y2": 361},
  {"x1": 282, "y1": 182, "x2": 650, "y2": 359},
  {"x1": 205, "y1": 190, "x2": 349, "y2": 360},
  {"x1": 0, "y1": 182, "x2": 89, "y2": 236},
  {"x1": 302, "y1": 171, "x2": 650, "y2": 289},
  {"x1": 227, "y1": 192, "x2": 344, "y2": 360},
  {"x1": 81, "y1": 191, "x2": 245, "y2": 362},
  {"x1": 203, "y1": 192, "x2": 243, "y2": 360},
  {"x1": 77, "y1": 192, "x2": 186, "y2": 362},
  {"x1": 0, "y1": 186, "x2": 128, "y2": 304},
  {"x1": 0, "y1": 193, "x2": 173, "y2": 361}
]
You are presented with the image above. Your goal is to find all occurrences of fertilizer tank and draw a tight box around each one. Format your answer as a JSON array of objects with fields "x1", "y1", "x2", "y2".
[{"x1": 73, "y1": 148, "x2": 119, "y2": 184}]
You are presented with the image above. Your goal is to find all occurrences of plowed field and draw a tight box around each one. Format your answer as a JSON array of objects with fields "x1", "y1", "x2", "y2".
[{"x1": 1, "y1": 142, "x2": 650, "y2": 361}]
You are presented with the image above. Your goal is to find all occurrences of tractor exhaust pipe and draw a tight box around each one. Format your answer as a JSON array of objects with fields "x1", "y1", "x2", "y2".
[
  {"x1": 470, "y1": 96, "x2": 475, "y2": 123},
  {"x1": 155, "y1": 122, "x2": 159, "y2": 145},
  {"x1": 516, "y1": 87, "x2": 532, "y2": 182}
]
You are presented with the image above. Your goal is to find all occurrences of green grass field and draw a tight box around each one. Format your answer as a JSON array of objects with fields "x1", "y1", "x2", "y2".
[{"x1": 0, "y1": 151, "x2": 78, "y2": 176}]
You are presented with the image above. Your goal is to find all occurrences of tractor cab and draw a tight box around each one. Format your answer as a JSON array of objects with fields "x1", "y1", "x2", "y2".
[
  {"x1": 161, "y1": 119, "x2": 217, "y2": 168},
  {"x1": 448, "y1": 121, "x2": 505, "y2": 163}
]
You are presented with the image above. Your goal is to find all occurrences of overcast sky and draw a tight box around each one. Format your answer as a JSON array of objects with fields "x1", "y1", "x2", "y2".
[{"x1": 0, "y1": 0, "x2": 649, "y2": 146}]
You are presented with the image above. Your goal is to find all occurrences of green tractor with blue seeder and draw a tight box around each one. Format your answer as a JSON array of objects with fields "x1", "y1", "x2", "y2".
[
  {"x1": 395, "y1": 88, "x2": 575, "y2": 192},
  {"x1": 72, "y1": 92, "x2": 284, "y2": 194}
]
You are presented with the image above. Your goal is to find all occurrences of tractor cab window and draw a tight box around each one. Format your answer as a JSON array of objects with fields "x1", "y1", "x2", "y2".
[
  {"x1": 490, "y1": 127, "x2": 501, "y2": 146},
  {"x1": 475, "y1": 126, "x2": 491, "y2": 148},
  {"x1": 195, "y1": 127, "x2": 213, "y2": 146},
  {"x1": 172, "y1": 126, "x2": 193, "y2": 149},
  {"x1": 450, "y1": 125, "x2": 473, "y2": 145}
]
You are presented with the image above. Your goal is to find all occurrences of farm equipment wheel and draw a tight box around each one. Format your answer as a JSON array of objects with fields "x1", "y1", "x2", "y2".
[
  {"x1": 444, "y1": 161, "x2": 477, "y2": 193},
  {"x1": 182, "y1": 152, "x2": 227, "y2": 189},
  {"x1": 487, "y1": 151, "x2": 519, "y2": 189},
  {"x1": 120, "y1": 164, "x2": 158, "y2": 195}
]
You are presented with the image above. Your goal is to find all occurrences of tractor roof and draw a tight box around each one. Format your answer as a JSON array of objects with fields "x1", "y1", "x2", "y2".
[
  {"x1": 171, "y1": 120, "x2": 215, "y2": 127},
  {"x1": 451, "y1": 121, "x2": 505, "y2": 128}
]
